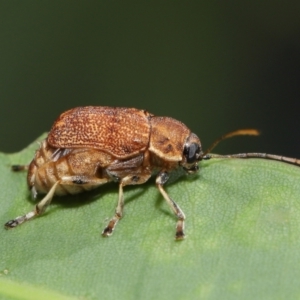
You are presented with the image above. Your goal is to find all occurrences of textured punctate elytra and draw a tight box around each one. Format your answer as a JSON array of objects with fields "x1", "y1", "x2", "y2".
[{"x1": 48, "y1": 107, "x2": 153, "y2": 159}]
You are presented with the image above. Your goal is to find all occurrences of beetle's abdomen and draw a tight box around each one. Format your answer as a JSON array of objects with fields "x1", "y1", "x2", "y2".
[{"x1": 27, "y1": 140, "x2": 113, "y2": 197}]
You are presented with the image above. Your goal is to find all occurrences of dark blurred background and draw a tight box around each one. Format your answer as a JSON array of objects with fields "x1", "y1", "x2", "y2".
[{"x1": 1, "y1": 2, "x2": 300, "y2": 157}]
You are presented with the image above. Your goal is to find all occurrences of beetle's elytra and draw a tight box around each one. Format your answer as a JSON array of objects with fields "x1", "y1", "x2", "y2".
[{"x1": 5, "y1": 106, "x2": 300, "y2": 240}]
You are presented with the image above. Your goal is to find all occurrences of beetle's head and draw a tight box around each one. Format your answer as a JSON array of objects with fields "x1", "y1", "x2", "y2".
[
  {"x1": 181, "y1": 129, "x2": 263, "y2": 174},
  {"x1": 181, "y1": 133, "x2": 203, "y2": 174}
]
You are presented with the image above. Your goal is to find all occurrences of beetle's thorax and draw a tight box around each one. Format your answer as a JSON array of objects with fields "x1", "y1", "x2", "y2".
[
  {"x1": 147, "y1": 116, "x2": 201, "y2": 172},
  {"x1": 146, "y1": 150, "x2": 179, "y2": 173}
]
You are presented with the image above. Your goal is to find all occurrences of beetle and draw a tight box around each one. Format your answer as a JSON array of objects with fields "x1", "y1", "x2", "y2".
[{"x1": 4, "y1": 106, "x2": 300, "y2": 239}]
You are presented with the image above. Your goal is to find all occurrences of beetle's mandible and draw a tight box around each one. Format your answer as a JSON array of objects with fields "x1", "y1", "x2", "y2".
[{"x1": 5, "y1": 106, "x2": 300, "y2": 240}]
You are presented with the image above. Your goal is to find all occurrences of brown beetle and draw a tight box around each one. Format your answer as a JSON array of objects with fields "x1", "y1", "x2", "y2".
[{"x1": 5, "y1": 106, "x2": 300, "y2": 239}]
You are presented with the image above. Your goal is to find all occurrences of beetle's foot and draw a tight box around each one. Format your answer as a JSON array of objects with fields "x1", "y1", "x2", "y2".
[
  {"x1": 175, "y1": 231, "x2": 185, "y2": 240},
  {"x1": 175, "y1": 220, "x2": 185, "y2": 240},
  {"x1": 102, "y1": 217, "x2": 119, "y2": 237},
  {"x1": 4, "y1": 216, "x2": 26, "y2": 229},
  {"x1": 11, "y1": 165, "x2": 28, "y2": 172},
  {"x1": 102, "y1": 227, "x2": 112, "y2": 237},
  {"x1": 5, "y1": 210, "x2": 36, "y2": 229}
]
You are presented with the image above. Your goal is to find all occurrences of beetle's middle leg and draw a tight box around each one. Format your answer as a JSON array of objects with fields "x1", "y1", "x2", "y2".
[
  {"x1": 156, "y1": 171, "x2": 186, "y2": 240},
  {"x1": 102, "y1": 182, "x2": 125, "y2": 237},
  {"x1": 102, "y1": 167, "x2": 152, "y2": 237}
]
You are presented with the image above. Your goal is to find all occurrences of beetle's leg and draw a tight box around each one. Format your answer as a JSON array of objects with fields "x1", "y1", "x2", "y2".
[
  {"x1": 156, "y1": 171, "x2": 186, "y2": 240},
  {"x1": 56, "y1": 176, "x2": 110, "y2": 195},
  {"x1": 11, "y1": 165, "x2": 29, "y2": 172},
  {"x1": 60, "y1": 176, "x2": 109, "y2": 186},
  {"x1": 102, "y1": 182, "x2": 125, "y2": 237},
  {"x1": 102, "y1": 168, "x2": 152, "y2": 237},
  {"x1": 5, "y1": 181, "x2": 60, "y2": 228}
]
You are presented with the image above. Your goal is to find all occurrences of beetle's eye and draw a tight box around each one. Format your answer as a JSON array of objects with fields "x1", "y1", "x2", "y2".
[{"x1": 183, "y1": 143, "x2": 200, "y2": 163}]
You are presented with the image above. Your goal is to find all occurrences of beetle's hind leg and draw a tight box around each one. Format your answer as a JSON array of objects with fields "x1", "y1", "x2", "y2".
[
  {"x1": 156, "y1": 171, "x2": 186, "y2": 240},
  {"x1": 11, "y1": 165, "x2": 29, "y2": 172},
  {"x1": 5, "y1": 181, "x2": 59, "y2": 228}
]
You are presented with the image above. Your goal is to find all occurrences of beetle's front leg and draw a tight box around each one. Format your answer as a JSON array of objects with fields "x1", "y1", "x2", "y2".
[{"x1": 156, "y1": 171, "x2": 186, "y2": 240}]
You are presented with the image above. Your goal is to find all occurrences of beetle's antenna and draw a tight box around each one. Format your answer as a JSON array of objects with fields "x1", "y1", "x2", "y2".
[
  {"x1": 201, "y1": 129, "x2": 300, "y2": 166},
  {"x1": 202, "y1": 129, "x2": 260, "y2": 156},
  {"x1": 203, "y1": 153, "x2": 300, "y2": 166}
]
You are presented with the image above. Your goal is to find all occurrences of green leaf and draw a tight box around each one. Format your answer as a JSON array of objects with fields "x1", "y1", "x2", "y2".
[
  {"x1": 0, "y1": 278, "x2": 76, "y2": 300},
  {"x1": 1, "y1": 134, "x2": 300, "y2": 299}
]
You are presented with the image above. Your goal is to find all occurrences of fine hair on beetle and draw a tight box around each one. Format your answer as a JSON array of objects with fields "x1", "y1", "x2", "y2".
[{"x1": 4, "y1": 106, "x2": 300, "y2": 240}]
